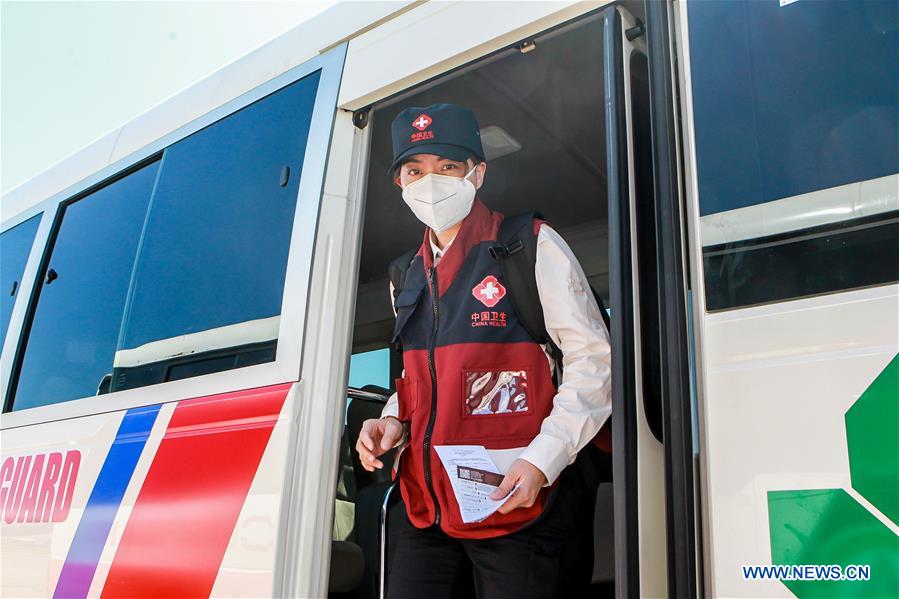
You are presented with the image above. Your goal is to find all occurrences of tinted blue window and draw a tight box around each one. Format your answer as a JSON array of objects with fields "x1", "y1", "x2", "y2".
[
  {"x1": 349, "y1": 348, "x2": 390, "y2": 390},
  {"x1": 10, "y1": 70, "x2": 325, "y2": 409},
  {"x1": 12, "y1": 162, "x2": 158, "y2": 410},
  {"x1": 1, "y1": 214, "x2": 42, "y2": 346},
  {"x1": 111, "y1": 71, "x2": 321, "y2": 390},
  {"x1": 346, "y1": 348, "x2": 391, "y2": 424},
  {"x1": 689, "y1": 0, "x2": 898, "y2": 216}
]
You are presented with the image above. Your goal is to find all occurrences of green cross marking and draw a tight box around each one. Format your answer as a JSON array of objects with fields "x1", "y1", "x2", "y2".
[{"x1": 768, "y1": 354, "x2": 899, "y2": 598}]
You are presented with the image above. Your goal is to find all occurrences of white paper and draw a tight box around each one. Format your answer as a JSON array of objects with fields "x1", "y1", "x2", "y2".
[{"x1": 434, "y1": 445, "x2": 521, "y2": 523}]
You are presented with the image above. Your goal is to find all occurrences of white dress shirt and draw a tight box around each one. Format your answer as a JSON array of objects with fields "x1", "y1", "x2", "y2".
[{"x1": 382, "y1": 225, "x2": 612, "y2": 486}]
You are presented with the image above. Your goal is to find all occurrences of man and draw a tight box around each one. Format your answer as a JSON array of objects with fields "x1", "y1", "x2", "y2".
[{"x1": 356, "y1": 102, "x2": 611, "y2": 599}]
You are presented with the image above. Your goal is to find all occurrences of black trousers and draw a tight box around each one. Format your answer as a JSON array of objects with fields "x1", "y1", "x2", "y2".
[{"x1": 385, "y1": 462, "x2": 597, "y2": 599}]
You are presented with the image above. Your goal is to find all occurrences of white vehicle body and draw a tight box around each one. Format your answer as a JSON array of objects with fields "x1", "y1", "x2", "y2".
[{"x1": 2, "y1": 1, "x2": 896, "y2": 598}]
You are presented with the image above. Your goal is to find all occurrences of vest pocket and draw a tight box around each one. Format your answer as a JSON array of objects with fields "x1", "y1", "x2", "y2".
[
  {"x1": 395, "y1": 377, "x2": 420, "y2": 420},
  {"x1": 391, "y1": 282, "x2": 425, "y2": 345},
  {"x1": 462, "y1": 369, "x2": 529, "y2": 416}
]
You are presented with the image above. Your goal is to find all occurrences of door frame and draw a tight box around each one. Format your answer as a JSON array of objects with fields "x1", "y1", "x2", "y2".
[
  {"x1": 644, "y1": 0, "x2": 699, "y2": 596},
  {"x1": 606, "y1": 2, "x2": 699, "y2": 597},
  {"x1": 603, "y1": 6, "x2": 643, "y2": 598},
  {"x1": 330, "y1": 3, "x2": 698, "y2": 597}
]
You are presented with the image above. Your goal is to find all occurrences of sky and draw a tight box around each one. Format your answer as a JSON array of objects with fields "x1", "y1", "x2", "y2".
[{"x1": 1, "y1": 0, "x2": 336, "y2": 198}]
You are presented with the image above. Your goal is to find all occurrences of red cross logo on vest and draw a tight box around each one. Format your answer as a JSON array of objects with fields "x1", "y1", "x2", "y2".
[
  {"x1": 472, "y1": 275, "x2": 506, "y2": 308},
  {"x1": 412, "y1": 114, "x2": 432, "y2": 131}
]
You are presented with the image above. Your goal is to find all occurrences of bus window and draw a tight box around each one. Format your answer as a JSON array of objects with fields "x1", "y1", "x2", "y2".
[
  {"x1": 10, "y1": 162, "x2": 158, "y2": 410},
  {"x1": 689, "y1": 0, "x2": 899, "y2": 310},
  {"x1": 349, "y1": 348, "x2": 390, "y2": 391},
  {"x1": 110, "y1": 70, "x2": 321, "y2": 392},
  {"x1": 8, "y1": 70, "x2": 323, "y2": 409},
  {"x1": 0, "y1": 213, "x2": 41, "y2": 347}
]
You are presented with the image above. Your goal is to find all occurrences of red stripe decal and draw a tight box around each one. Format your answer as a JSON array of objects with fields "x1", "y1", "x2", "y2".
[{"x1": 100, "y1": 383, "x2": 291, "y2": 598}]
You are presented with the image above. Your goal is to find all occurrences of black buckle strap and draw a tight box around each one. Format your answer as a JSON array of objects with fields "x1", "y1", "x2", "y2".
[{"x1": 488, "y1": 239, "x2": 524, "y2": 260}]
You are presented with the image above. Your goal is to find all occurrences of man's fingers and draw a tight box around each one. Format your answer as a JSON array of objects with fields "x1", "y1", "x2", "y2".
[
  {"x1": 359, "y1": 428, "x2": 376, "y2": 452},
  {"x1": 497, "y1": 487, "x2": 536, "y2": 514},
  {"x1": 357, "y1": 447, "x2": 383, "y2": 472},
  {"x1": 355, "y1": 437, "x2": 374, "y2": 462},
  {"x1": 356, "y1": 437, "x2": 383, "y2": 472},
  {"x1": 489, "y1": 474, "x2": 517, "y2": 500},
  {"x1": 380, "y1": 425, "x2": 401, "y2": 451},
  {"x1": 521, "y1": 491, "x2": 537, "y2": 508},
  {"x1": 361, "y1": 457, "x2": 382, "y2": 471},
  {"x1": 497, "y1": 489, "x2": 522, "y2": 514},
  {"x1": 357, "y1": 420, "x2": 397, "y2": 472}
]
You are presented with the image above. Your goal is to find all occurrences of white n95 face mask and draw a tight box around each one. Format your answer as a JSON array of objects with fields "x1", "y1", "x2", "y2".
[{"x1": 401, "y1": 165, "x2": 478, "y2": 233}]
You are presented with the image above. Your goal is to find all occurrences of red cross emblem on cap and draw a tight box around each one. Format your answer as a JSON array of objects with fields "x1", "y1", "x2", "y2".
[
  {"x1": 412, "y1": 114, "x2": 432, "y2": 131},
  {"x1": 472, "y1": 275, "x2": 506, "y2": 308}
]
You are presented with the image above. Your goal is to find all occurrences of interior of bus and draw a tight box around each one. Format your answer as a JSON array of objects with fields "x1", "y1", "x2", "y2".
[{"x1": 329, "y1": 9, "x2": 654, "y2": 598}]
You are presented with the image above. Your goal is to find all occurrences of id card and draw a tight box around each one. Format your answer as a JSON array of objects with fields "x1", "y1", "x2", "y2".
[{"x1": 457, "y1": 465, "x2": 504, "y2": 487}]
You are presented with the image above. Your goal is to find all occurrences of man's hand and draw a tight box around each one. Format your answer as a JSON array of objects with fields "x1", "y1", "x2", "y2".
[
  {"x1": 489, "y1": 458, "x2": 548, "y2": 514},
  {"x1": 356, "y1": 416, "x2": 405, "y2": 472}
]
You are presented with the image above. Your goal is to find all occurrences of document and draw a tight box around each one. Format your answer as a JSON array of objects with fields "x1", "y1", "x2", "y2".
[{"x1": 434, "y1": 445, "x2": 521, "y2": 523}]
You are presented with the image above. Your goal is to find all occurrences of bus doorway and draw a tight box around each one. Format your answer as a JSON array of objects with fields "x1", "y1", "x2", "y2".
[{"x1": 333, "y1": 7, "x2": 667, "y2": 598}]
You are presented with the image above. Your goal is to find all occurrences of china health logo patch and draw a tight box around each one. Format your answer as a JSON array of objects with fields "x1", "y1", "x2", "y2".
[
  {"x1": 472, "y1": 275, "x2": 506, "y2": 308},
  {"x1": 412, "y1": 114, "x2": 432, "y2": 131}
]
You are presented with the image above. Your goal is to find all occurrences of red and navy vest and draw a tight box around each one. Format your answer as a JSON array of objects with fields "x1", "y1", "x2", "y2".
[{"x1": 392, "y1": 198, "x2": 557, "y2": 539}]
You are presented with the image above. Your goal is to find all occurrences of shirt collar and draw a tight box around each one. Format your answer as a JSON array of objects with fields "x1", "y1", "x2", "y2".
[
  {"x1": 419, "y1": 197, "x2": 497, "y2": 297},
  {"x1": 429, "y1": 229, "x2": 456, "y2": 264}
]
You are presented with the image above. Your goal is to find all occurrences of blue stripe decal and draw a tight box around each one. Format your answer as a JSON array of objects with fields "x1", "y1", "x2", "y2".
[{"x1": 53, "y1": 404, "x2": 161, "y2": 599}]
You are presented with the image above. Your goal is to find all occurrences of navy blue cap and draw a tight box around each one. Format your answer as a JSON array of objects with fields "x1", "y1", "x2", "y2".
[{"x1": 389, "y1": 103, "x2": 485, "y2": 175}]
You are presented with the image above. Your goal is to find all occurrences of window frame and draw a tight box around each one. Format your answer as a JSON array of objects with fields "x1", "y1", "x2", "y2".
[
  {"x1": 1, "y1": 43, "x2": 347, "y2": 428},
  {"x1": 0, "y1": 214, "x2": 45, "y2": 349},
  {"x1": 0, "y1": 207, "x2": 53, "y2": 399}
]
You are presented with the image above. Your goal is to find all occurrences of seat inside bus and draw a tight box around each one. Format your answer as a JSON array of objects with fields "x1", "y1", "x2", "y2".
[{"x1": 332, "y1": 11, "x2": 636, "y2": 598}]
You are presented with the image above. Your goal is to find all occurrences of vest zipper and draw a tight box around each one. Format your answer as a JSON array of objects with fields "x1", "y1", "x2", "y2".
[{"x1": 424, "y1": 266, "x2": 441, "y2": 525}]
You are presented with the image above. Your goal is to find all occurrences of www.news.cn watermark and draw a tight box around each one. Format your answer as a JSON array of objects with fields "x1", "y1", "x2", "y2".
[{"x1": 742, "y1": 564, "x2": 871, "y2": 581}]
